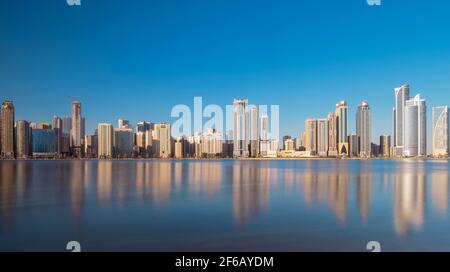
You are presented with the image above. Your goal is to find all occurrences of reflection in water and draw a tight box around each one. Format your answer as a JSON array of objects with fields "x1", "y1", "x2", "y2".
[
  {"x1": 232, "y1": 162, "x2": 270, "y2": 224},
  {"x1": 393, "y1": 161, "x2": 426, "y2": 236},
  {"x1": 432, "y1": 170, "x2": 449, "y2": 217},
  {"x1": 1, "y1": 160, "x2": 450, "y2": 251}
]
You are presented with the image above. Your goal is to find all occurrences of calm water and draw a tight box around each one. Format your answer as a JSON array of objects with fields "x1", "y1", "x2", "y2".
[{"x1": 0, "y1": 159, "x2": 449, "y2": 252}]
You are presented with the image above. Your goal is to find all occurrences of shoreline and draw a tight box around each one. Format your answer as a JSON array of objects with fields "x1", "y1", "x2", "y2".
[{"x1": 0, "y1": 157, "x2": 448, "y2": 162}]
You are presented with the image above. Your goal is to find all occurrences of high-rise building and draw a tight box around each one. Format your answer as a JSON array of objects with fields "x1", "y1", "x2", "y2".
[
  {"x1": 137, "y1": 121, "x2": 152, "y2": 132},
  {"x1": 53, "y1": 116, "x2": 63, "y2": 155},
  {"x1": 259, "y1": 115, "x2": 269, "y2": 157},
  {"x1": 403, "y1": 94, "x2": 427, "y2": 157},
  {"x1": 98, "y1": 123, "x2": 113, "y2": 159},
  {"x1": 71, "y1": 101, "x2": 82, "y2": 156},
  {"x1": 32, "y1": 128, "x2": 57, "y2": 158},
  {"x1": 284, "y1": 138, "x2": 295, "y2": 151},
  {"x1": 201, "y1": 128, "x2": 223, "y2": 158},
  {"x1": 1, "y1": 100, "x2": 15, "y2": 159},
  {"x1": 118, "y1": 118, "x2": 132, "y2": 129},
  {"x1": 317, "y1": 118, "x2": 328, "y2": 157},
  {"x1": 432, "y1": 106, "x2": 449, "y2": 157},
  {"x1": 15, "y1": 120, "x2": 32, "y2": 159},
  {"x1": 174, "y1": 137, "x2": 183, "y2": 159},
  {"x1": 282, "y1": 135, "x2": 291, "y2": 150},
  {"x1": 327, "y1": 112, "x2": 338, "y2": 157},
  {"x1": 114, "y1": 127, "x2": 134, "y2": 158},
  {"x1": 249, "y1": 105, "x2": 259, "y2": 158},
  {"x1": 305, "y1": 118, "x2": 317, "y2": 155},
  {"x1": 380, "y1": 134, "x2": 391, "y2": 157},
  {"x1": 336, "y1": 101, "x2": 349, "y2": 156},
  {"x1": 84, "y1": 135, "x2": 98, "y2": 158},
  {"x1": 394, "y1": 84, "x2": 410, "y2": 155},
  {"x1": 233, "y1": 99, "x2": 249, "y2": 158},
  {"x1": 348, "y1": 134, "x2": 359, "y2": 157},
  {"x1": 145, "y1": 129, "x2": 153, "y2": 157},
  {"x1": 356, "y1": 101, "x2": 371, "y2": 158},
  {"x1": 154, "y1": 123, "x2": 171, "y2": 158},
  {"x1": 62, "y1": 116, "x2": 72, "y2": 135}
]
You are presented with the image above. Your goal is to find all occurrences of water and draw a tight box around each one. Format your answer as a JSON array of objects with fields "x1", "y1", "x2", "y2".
[{"x1": 0, "y1": 159, "x2": 449, "y2": 252}]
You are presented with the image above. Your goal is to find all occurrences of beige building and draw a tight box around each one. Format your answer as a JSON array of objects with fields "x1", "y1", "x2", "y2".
[
  {"x1": 327, "y1": 112, "x2": 338, "y2": 157},
  {"x1": 201, "y1": 128, "x2": 223, "y2": 158},
  {"x1": 336, "y1": 101, "x2": 349, "y2": 156},
  {"x1": 284, "y1": 138, "x2": 295, "y2": 151},
  {"x1": 154, "y1": 123, "x2": 171, "y2": 158},
  {"x1": 380, "y1": 134, "x2": 391, "y2": 157},
  {"x1": 98, "y1": 123, "x2": 114, "y2": 159},
  {"x1": 249, "y1": 105, "x2": 259, "y2": 158},
  {"x1": 174, "y1": 138, "x2": 183, "y2": 159},
  {"x1": 305, "y1": 118, "x2": 317, "y2": 155}
]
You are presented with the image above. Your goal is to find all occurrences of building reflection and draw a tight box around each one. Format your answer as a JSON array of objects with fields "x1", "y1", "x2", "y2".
[
  {"x1": 356, "y1": 162, "x2": 372, "y2": 223},
  {"x1": 431, "y1": 170, "x2": 449, "y2": 217},
  {"x1": 232, "y1": 162, "x2": 270, "y2": 224},
  {"x1": 187, "y1": 162, "x2": 222, "y2": 198},
  {"x1": 393, "y1": 161, "x2": 426, "y2": 236}
]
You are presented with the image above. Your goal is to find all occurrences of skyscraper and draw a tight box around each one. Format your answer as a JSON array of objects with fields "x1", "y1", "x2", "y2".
[
  {"x1": 348, "y1": 134, "x2": 359, "y2": 157},
  {"x1": 394, "y1": 84, "x2": 410, "y2": 155},
  {"x1": 114, "y1": 127, "x2": 134, "y2": 158},
  {"x1": 1, "y1": 100, "x2": 15, "y2": 159},
  {"x1": 249, "y1": 105, "x2": 259, "y2": 158},
  {"x1": 259, "y1": 115, "x2": 269, "y2": 157},
  {"x1": 15, "y1": 120, "x2": 32, "y2": 159},
  {"x1": 137, "y1": 121, "x2": 152, "y2": 132},
  {"x1": 336, "y1": 101, "x2": 348, "y2": 156},
  {"x1": 327, "y1": 112, "x2": 338, "y2": 157},
  {"x1": 380, "y1": 134, "x2": 391, "y2": 158},
  {"x1": 432, "y1": 106, "x2": 449, "y2": 157},
  {"x1": 62, "y1": 116, "x2": 72, "y2": 135},
  {"x1": 404, "y1": 94, "x2": 427, "y2": 157},
  {"x1": 98, "y1": 123, "x2": 114, "y2": 159},
  {"x1": 356, "y1": 101, "x2": 371, "y2": 158},
  {"x1": 233, "y1": 99, "x2": 249, "y2": 158},
  {"x1": 155, "y1": 123, "x2": 171, "y2": 158},
  {"x1": 71, "y1": 101, "x2": 82, "y2": 156},
  {"x1": 53, "y1": 115, "x2": 63, "y2": 156},
  {"x1": 317, "y1": 118, "x2": 328, "y2": 157},
  {"x1": 305, "y1": 118, "x2": 317, "y2": 155}
]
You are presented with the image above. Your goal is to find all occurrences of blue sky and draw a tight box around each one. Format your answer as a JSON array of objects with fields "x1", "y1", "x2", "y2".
[{"x1": 1, "y1": 0, "x2": 450, "y2": 144}]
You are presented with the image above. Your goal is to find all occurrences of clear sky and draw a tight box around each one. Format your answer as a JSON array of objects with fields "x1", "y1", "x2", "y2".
[{"x1": 1, "y1": 0, "x2": 450, "y2": 145}]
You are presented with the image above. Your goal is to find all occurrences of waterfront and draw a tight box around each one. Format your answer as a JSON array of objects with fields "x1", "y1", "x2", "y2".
[{"x1": 0, "y1": 159, "x2": 449, "y2": 251}]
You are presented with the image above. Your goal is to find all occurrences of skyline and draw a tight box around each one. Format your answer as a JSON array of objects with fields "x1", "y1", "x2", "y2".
[
  {"x1": 1, "y1": 85, "x2": 449, "y2": 159},
  {"x1": 1, "y1": 1, "x2": 450, "y2": 147}
]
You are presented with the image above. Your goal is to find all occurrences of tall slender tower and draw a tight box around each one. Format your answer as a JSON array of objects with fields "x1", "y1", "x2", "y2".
[
  {"x1": 71, "y1": 101, "x2": 82, "y2": 156},
  {"x1": 305, "y1": 118, "x2": 318, "y2": 155},
  {"x1": 260, "y1": 115, "x2": 269, "y2": 157},
  {"x1": 1, "y1": 100, "x2": 15, "y2": 159},
  {"x1": 327, "y1": 112, "x2": 338, "y2": 157},
  {"x1": 317, "y1": 118, "x2": 328, "y2": 157},
  {"x1": 432, "y1": 106, "x2": 449, "y2": 157},
  {"x1": 403, "y1": 94, "x2": 426, "y2": 157},
  {"x1": 249, "y1": 105, "x2": 259, "y2": 158},
  {"x1": 394, "y1": 84, "x2": 410, "y2": 155},
  {"x1": 98, "y1": 123, "x2": 114, "y2": 159},
  {"x1": 15, "y1": 120, "x2": 32, "y2": 159},
  {"x1": 233, "y1": 99, "x2": 249, "y2": 158},
  {"x1": 356, "y1": 101, "x2": 371, "y2": 158},
  {"x1": 336, "y1": 101, "x2": 348, "y2": 156}
]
